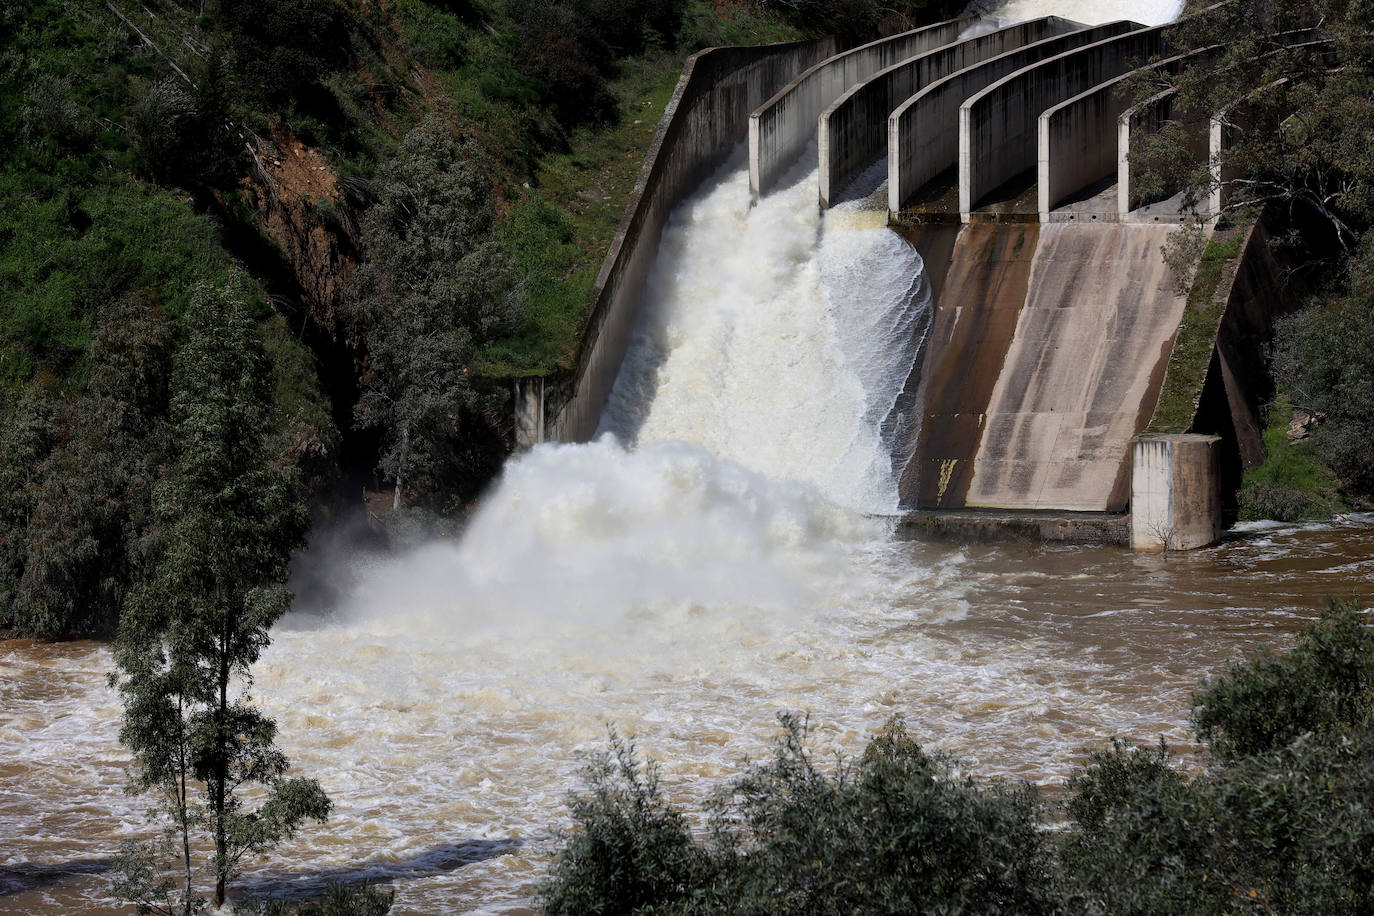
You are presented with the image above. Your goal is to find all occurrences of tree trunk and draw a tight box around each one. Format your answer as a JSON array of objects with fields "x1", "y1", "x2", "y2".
[
  {"x1": 179, "y1": 700, "x2": 194, "y2": 916},
  {"x1": 214, "y1": 622, "x2": 230, "y2": 908},
  {"x1": 393, "y1": 425, "x2": 409, "y2": 511}
]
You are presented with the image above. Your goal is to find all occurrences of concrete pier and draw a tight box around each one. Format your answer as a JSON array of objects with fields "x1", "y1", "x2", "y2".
[
  {"x1": 888, "y1": 21, "x2": 1138, "y2": 217},
  {"x1": 960, "y1": 26, "x2": 1165, "y2": 218},
  {"x1": 748, "y1": 19, "x2": 969, "y2": 198},
  {"x1": 1040, "y1": 48, "x2": 1211, "y2": 221},
  {"x1": 816, "y1": 17, "x2": 1079, "y2": 207},
  {"x1": 1131, "y1": 434, "x2": 1222, "y2": 551}
]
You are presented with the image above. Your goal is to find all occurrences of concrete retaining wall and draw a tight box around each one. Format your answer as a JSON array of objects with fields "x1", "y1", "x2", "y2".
[
  {"x1": 519, "y1": 40, "x2": 834, "y2": 445},
  {"x1": 1039, "y1": 48, "x2": 1210, "y2": 220},
  {"x1": 748, "y1": 20, "x2": 968, "y2": 197},
  {"x1": 817, "y1": 17, "x2": 1079, "y2": 207},
  {"x1": 888, "y1": 21, "x2": 1135, "y2": 216},
  {"x1": 961, "y1": 26, "x2": 1164, "y2": 216}
]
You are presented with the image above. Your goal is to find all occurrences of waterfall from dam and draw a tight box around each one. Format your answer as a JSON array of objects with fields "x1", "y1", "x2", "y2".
[
  {"x1": 598, "y1": 149, "x2": 929, "y2": 512},
  {"x1": 976, "y1": 0, "x2": 1184, "y2": 25}
]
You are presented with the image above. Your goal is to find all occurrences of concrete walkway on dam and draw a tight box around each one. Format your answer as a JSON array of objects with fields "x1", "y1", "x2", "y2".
[{"x1": 898, "y1": 220, "x2": 1188, "y2": 512}]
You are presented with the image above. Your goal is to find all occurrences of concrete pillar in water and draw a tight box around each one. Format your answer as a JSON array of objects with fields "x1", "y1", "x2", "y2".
[
  {"x1": 513, "y1": 377, "x2": 545, "y2": 449},
  {"x1": 1131, "y1": 433, "x2": 1222, "y2": 551}
]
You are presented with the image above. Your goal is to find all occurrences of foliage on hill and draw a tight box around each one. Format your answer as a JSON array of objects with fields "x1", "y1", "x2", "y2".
[
  {"x1": 1138, "y1": 0, "x2": 1374, "y2": 510},
  {"x1": 543, "y1": 599, "x2": 1374, "y2": 915}
]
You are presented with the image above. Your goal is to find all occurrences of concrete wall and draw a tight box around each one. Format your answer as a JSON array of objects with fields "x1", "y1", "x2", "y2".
[
  {"x1": 961, "y1": 26, "x2": 1164, "y2": 216},
  {"x1": 817, "y1": 17, "x2": 1080, "y2": 207},
  {"x1": 1039, "y1": 48, "x2": 1210, "y2": 220},
  {"x1": 900, "y1": 220, "x2": 1191, "y2": 512},
  {"x1": 1120, "y1": 37, "x2": 1328, "y2": 219},
  {"x1": 1130, "y1": 434, "x2": 1222, "y2": 551},
  {"x1": 888, "y1": 21, "x2": 1136, "y2": 216},
  {"x1": 1183, "y1": 214, "x2": 1315, "y2": 521},
  {"x1": 1117, "y1": 86, "x2": 1209, "y2": 218},
  {"x1": 963, "y1": 223, "x2": 1188, "y2": 512},
  {"x1": 747, "y1": 20, "x2": 968, "y2": 198},
  {"x1": 516, "y1": 40, "x2": 834, "y2": 445}
]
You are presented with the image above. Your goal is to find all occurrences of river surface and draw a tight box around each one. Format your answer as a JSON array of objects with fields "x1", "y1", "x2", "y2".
[
  {"x1": 4, "y1": 515, "x2": 1372, "y2": 914},
  {"x1": 4, "y1": 1, "x2": 1371, "y2": 907}
]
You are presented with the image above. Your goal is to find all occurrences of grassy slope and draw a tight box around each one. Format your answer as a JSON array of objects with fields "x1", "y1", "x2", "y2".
[
  {"x1": 1147, "y1": 227, "x2": 1245, "y2": 433},
  {"x1": 478, "y1": 6, "x2": 806, "y2": 375}
]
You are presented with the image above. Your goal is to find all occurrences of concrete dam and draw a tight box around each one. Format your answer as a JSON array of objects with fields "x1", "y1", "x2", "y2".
[{"x1": 513, "y1": 1, "x2": 1288, "y2": 551}]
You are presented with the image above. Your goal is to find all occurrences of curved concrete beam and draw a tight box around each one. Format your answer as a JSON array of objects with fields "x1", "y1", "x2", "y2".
[
  {"x1": 887, "y1": 21, "x2": 1139, "y2": 217},
  {"x1": 1116, "y1": 86, "x2": 1195, "y2": 218},
  {"x1": 1038, "y1": 47, "x2": 1217, "y2": 221},
  {"x1": 816, "y1": 16, "x2": 1083, "y2": 208},
  {"x1": 960, "y1": 27, "x2": 1166, "y2": 218},
  {"x1": 1117, "y1": 35, "x2": 1331, "y2": 220},
  {"x1": 747, "y1": 17, "x2": 972, "y2": 198}
]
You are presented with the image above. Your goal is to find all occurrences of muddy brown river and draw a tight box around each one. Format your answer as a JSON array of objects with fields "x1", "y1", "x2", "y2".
[{"x1": 3, "y1": 512, "x2": 1370, "y2": 914}]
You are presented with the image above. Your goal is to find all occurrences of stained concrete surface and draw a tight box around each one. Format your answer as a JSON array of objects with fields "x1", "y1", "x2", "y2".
[
  {"x1": 902, "y1": 223, "x2": 1040, "y2": 508},
  {"x1": 964, "y1": 223, "x2": 1187, "y2": 511}
]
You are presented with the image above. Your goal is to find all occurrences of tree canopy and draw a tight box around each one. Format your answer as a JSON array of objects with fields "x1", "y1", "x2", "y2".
[{"x1": 111, "y1": 280, "x2": 328, "y2": 914}]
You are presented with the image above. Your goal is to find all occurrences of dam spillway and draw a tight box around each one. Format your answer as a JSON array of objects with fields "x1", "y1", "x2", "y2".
[{"x1": 517, "y1": 0, "x2": 1298, "y2": 538}]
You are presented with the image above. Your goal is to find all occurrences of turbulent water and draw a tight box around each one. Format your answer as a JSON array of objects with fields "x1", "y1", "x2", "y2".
[
  {"x1": 2, "y1": 1, "x2": 1369, "y2": 912},
  {"x1": 978, "y1": 0, "x2": 1184, "y2": 25}
]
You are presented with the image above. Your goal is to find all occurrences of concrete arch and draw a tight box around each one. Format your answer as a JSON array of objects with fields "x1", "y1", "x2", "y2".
[
  {"x1": 1038, "y1": 47, "x2": 1217, "y2": 222},
  {"x1": 816, "y1": 16, "x2": 1083, "y2": 208},
  {"x1": 958, "y1": 26, "x2": 1167, "y2": 218},
  {"x1": 887, "y1": 21, "x2": 1140, "y2": 217},
  {"x1": 747, "y1": 18, "x2": 972, "y2": 198}
]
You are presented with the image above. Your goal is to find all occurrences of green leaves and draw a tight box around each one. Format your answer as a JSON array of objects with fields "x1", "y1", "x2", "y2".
[
  {"x1": 547, "y1": 603, "x2": 1374, "y2": 915},
  {"x1": 543, "y1": 715, "x2": 1053, "y2": 915},
  {"x1": 351, "y1": 117, "x2": 519, "y2": 507},
  {"x1": 111, "y1": 279, "x2": 324, "y2": 912},
  {"x1": 1193, "y1": 598, "x2": 1374, "y2": 762}
]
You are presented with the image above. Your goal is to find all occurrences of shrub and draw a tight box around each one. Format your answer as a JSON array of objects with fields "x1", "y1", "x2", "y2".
[
  {"x1": 542, "y1": 715, "x2": 1054, "y2": 915},
  {"x1": 1192, "y1": 598, "x2": 1374, "y2": 762}
]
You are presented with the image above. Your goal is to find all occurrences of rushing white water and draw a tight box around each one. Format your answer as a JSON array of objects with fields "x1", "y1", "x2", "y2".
[
  {"x1": 599, "y1": 147, "x2": 928, "y2": 512},
  {"x1": 972, "y1": 0, "x2": 1185, "y2": 25}
]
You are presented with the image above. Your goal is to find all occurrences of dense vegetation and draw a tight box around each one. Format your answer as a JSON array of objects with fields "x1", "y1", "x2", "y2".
[
  {"x1": 1138, "y1": 0, "x2": 1374, "y2": 519},
  {"x1": 543, "y1": 599, "x2": 1374, "y2": 914}
]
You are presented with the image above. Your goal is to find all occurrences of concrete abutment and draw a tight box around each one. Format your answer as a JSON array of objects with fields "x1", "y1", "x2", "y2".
[{"x1": 1131, "y1": 434, "x2": 1223, "y2": 551}]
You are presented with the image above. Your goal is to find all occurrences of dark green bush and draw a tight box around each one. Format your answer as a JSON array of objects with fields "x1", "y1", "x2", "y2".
[
  {"x1": 547, "y1": 602, "x2": 1374, "y2": 915},
  {"x1": 1192, "y1": 598, "x2": 1374, "y2": 762},
  {"x1": 245, "y1": 881, "x2": 395, "y2": 915},
  {"x1": 542, "y1": 714, "x2": 1054, "y2": 915}
]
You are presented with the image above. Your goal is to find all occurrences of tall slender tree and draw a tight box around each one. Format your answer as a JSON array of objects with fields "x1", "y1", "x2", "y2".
[
  {"x1": 351, "y1": 117, "x2": 518, "y2": 509},
  {"x1": 111, "y1": 279, "x2": 328, "y2": 914}
]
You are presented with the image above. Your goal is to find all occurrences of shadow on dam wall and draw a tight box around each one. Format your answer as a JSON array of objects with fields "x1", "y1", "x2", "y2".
[{"x1": 895, "y1": 223, "x2": 1039, "y2": 509}]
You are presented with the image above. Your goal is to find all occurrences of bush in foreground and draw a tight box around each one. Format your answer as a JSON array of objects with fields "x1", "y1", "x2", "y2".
[{"x1": 544, "y1": 599, "x2": 1374, "y2": 915}]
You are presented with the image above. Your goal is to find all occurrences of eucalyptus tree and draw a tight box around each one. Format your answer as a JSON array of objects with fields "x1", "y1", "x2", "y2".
[
  {"x1": 111, "y1": 279, "x2": 328, "y2": 914},
  {"x1": 351, "y1": 117, "x2": 518, "y2": 509}
]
